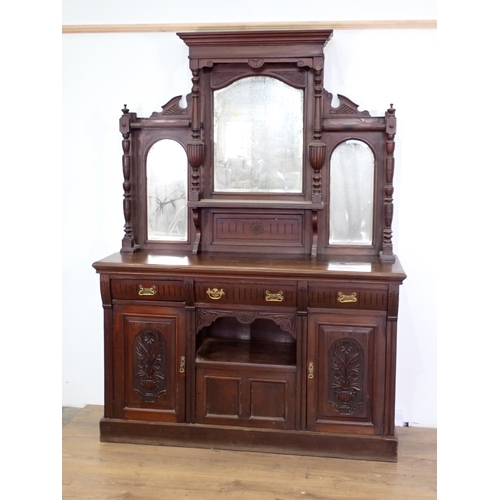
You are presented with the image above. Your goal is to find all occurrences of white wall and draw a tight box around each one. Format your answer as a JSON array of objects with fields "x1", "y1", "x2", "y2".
[
  {"x1": 61, "y1": 1, "x2": 438, "y2": 428},
  {"x1": 62, "y1": 0, "x2": 437, "y2": 24}
]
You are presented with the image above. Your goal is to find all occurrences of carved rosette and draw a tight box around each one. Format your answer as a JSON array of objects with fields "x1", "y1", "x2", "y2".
[
  {"x1": 133, "y1": 330, "x2": 166, "y2": 402},
  {"x1": 250, "y1": 222, "x2": 264, "y2": 235},
  {"x1": 328, "y1": 339, "x2": 364, "y2": 415},
  {"x1": 248, "y1": 59, "x2": 265, "y2": 68}
]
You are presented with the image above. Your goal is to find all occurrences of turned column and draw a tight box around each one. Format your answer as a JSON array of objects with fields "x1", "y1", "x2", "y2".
[
  {"x1": 380, "y1": 105, "x2": 397, "y2": 262},
  {"x1": 187, "y1": 67, "x2": 205, "y2": 254},
  {"x1": 119, "y1": 105, "x2": 138, "y2": 253},
  {"x1": 309, "y1": 63, "x2": 326, "y2": 257}
]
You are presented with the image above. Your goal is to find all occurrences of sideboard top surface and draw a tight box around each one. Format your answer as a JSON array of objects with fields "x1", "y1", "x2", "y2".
[{"x1": 93, "y1": 251, "x2": 406, "y2": 282}]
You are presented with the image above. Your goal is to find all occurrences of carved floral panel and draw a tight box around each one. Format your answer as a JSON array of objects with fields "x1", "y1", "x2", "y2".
[{"x1": 133, "y1": 329, "x2": 167, "y2": 402}]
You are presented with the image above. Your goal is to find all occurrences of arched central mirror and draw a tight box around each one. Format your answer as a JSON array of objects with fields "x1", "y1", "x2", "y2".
[{"x1": 213, "y1": 76, "x2": 304, "y2": 193}]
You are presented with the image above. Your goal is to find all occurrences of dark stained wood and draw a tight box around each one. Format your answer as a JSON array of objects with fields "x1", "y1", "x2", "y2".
[
  {"x1": 111, "y1": 304, "x2": 186, "y2": 422},
  {"x1": 306, "y1": 312, "x2": 386, "y2": 436},
  {"x1": 93, "y1": 251, "x2": 406, "y2": 281},
  {"x1": 196, "y1": 338, "x2": 296, "y2": 366},
  {"x1": 100, "y1": 417, "x2": 398, "y2": 461},
  {"x1": 93, "y1": 29, "x2": 406, "y2": 462},
  {"x1": 116, "y1": 30, "x2": 397, "y2": 258},
  {"x1": 195, "y1": 364, "x2": 296, "y2": 430},
  {"x1": 94, "y1": 251, "x2": 404, "y2": 459}
]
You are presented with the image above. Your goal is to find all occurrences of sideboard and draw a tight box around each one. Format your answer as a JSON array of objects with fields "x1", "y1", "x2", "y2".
[{"x1": 93, "y1": 29, "x2": 406, "y2": 461}]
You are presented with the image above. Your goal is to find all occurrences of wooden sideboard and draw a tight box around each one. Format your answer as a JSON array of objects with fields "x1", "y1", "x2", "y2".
[
  {"x1": 93, "y1": 252, "x2": 405, "y2": 461},
  {"x1": 93, "y1": 29, "x2": 406, "y2": 461}
]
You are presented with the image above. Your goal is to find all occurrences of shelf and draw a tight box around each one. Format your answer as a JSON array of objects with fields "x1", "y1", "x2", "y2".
[
  {"x1": 188, "y1": 199, "x2": 324, "y2": 210},
  {"x1": 195, "y1": 338, "x2": 296, "y2": 368}
]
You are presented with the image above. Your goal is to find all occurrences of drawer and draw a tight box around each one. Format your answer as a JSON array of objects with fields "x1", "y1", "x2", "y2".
[
  {"x1": 308, "y1": 284, "x2": 387, "y2": 311},
  {"x1": 194, "y1": 280, "x2": 297, "y2": 307},
  {"x1": 110, "y1": 279, "x2": 185, "y2": 302}
]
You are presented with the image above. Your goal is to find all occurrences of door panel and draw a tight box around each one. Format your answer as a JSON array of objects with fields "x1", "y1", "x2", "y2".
[
  {"x1": 113, "y1": 305, "x2": 185, "y2": 422},
  {"x1": 196, "y1": 365, "x2": 296, "y2": 429},
  {"x1": 307, "y1": 312, "x2": 386, "y2": 434}
]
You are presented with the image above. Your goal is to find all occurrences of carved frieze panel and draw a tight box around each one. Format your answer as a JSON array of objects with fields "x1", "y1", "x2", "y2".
[
  {"x1": 196, "y1": 309, "x2": 296, "y2": 337},
  {"x1": 210, "y1": 68, "x2": 307, "y2": 90},
  {"x1": 211, "y1": 211, "x2": 305, "y2": 247},
  {"x1": 268, "y1": 70, "x2": 306, "y2": 87}
]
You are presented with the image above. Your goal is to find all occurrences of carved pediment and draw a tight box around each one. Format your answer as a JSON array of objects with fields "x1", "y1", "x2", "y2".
[
  {"x1": 150, "y1": 94, "x2": 192, "y2": 118},
  {"x1": 323, "y1": 91, "x2": 371, "y2": 118}
]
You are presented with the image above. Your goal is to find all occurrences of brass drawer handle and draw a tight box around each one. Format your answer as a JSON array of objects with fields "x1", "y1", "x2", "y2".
[
  {"x1": 179, "y1": 356, "x2": 185, "y2": 374},
  {"x1": 308, "y1": 362, "x2": 314, "y2": 379},
  {"x1": 265, "y1": 290, "x2": 284, "y2": 302},
  {"x1": 337, "y1": 292, "x2": 357, "y2": 304},
  {"x1": 206, "y1": 288, "x2": 225, "y2": 300},
  {"x1": 138, "y1": 285, "x2": 157, "y2": 296}
]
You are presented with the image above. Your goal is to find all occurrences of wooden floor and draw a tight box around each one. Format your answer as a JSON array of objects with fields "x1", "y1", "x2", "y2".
[{"x1": 62, "y1": 405, "x2": 436, "y2": 499}]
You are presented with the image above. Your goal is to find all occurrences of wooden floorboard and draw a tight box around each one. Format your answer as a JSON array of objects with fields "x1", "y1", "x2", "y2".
[{"x1": 62, "y1": 405, "x2": 436, "y2": 499}]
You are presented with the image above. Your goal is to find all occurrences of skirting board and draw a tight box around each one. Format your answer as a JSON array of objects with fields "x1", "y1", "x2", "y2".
[{"x1": 100, "y1": 418, "x2": 398, "y2": 462}]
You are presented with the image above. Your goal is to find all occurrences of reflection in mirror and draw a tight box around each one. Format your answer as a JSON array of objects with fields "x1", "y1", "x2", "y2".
[
  {"x1": 329, "y1": 140, "x2": 375, "y2": 245},
  {"x1": 147, "y1": 139, "x2": 188, "y2": 241},
  {"x1": 214, "y1": 76, "x2": 303, "y2": 193}
]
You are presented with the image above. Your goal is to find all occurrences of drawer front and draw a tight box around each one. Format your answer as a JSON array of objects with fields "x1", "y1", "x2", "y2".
[
  {"x1": 111, "y1": 279, "x2": 185, "y2": 302},
  {"x1": 194, "y1": 281, "x2": 297, "y2": 307},
  {"x1": 308, "y1": 284, "x2": 387, "y2": 311}
]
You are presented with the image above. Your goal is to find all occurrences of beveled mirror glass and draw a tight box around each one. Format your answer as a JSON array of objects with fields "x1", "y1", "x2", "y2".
[
  {"x1": 329, "y1": 140, "x2": 375, "y2": 245},
  {"x1": 213, "y1": 76, "x2": 303, "y2": 193},
  {"x1": 146, "y1": 139, "x2": 188, "y2": 241}
]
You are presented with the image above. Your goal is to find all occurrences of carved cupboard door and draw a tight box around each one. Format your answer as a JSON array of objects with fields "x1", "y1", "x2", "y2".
[
  {"x1": 306, "y1": 312, "x2": 386, "y2": 435},
  {"x1": 112, "y1": 305, "x2": 186, "y2": 422}
]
